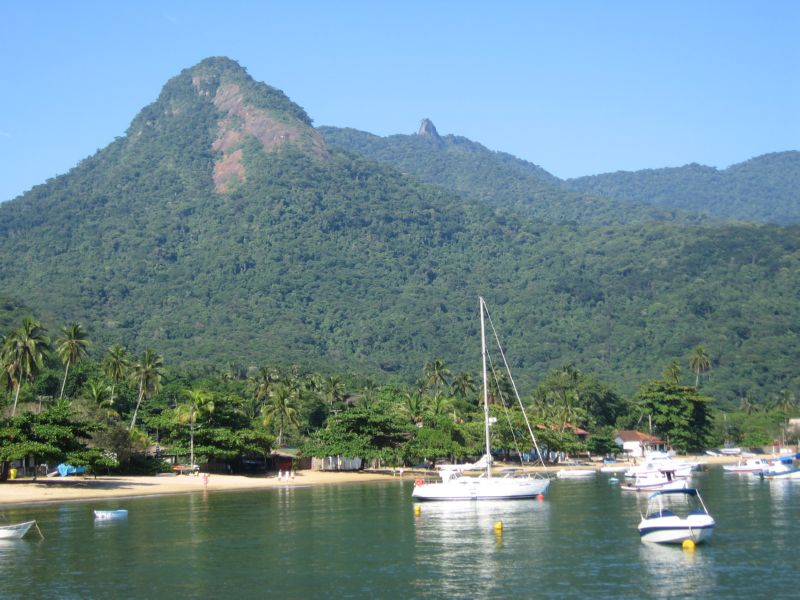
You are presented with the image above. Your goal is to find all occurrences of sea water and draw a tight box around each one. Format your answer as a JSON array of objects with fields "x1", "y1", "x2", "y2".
[{"x1": 0, "y1": 467, "x2": 796, "y2": 599}]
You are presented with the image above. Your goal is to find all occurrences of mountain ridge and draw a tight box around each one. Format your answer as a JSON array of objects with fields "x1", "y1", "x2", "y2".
[{"x1": 1, "y1": 57, "x2": 799, "y2": 405}]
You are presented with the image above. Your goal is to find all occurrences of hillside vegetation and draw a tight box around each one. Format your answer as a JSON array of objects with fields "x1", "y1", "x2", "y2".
[
  {"x1": 1, "y1": 57, "x2": 799, "y2": 407},
  {"x1": 566, "y1": 152, "x2": 800, "y2": 224}
]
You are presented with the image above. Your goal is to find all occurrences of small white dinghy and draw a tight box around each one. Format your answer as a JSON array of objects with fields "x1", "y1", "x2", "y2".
[
  {"x1": 0, "y1": 520, "x2": 37, "y2": 540},
  {"x1": 93, "y1": 509, "x2": 128, "y2": 520},
  {"x1": 638, "y1": 488, "x2": 715, "y2": 544},
  {"x1": 556, "y1": 468, "x2": 596, "y2": 479}
]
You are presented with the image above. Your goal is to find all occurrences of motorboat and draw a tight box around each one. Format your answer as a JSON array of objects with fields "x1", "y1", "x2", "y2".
[
  {"x1": 624, "y1": 452, "x2": 697, "y2": 479},
  {"x1": 412, "y1": 298, "x2": 550, "y2": 501},
  {"x1": 93, "y1": 509, "x2": 129, "y2": 520},
  {"x1": 722, "y1": 458, "x2": 771, "y2": 473},
  {"x1": 638, "y1": 488, "x2": 715, "y2": 544},
  {"x1": 758, "y1": 458, "x2": 800, "y2": 480},
  {"x1": 556, "y1": 468, "x2": 596, "y2": 479},
  {"x1": 0, "y1": 520, "x2": 36, "y2": 540},
  {"x1": 620, "y1": 469, "x2": 689, "y2": 492}
]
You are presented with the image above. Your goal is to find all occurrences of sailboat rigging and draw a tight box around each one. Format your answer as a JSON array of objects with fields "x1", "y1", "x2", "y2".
[{"x1": 412, "y1": 297, "x2": 551, "y2": 501}]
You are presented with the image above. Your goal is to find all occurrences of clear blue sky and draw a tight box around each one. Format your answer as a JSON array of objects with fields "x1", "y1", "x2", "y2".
[{"x1": 1, "y1": 1, "x2": 798, "y2": 201}]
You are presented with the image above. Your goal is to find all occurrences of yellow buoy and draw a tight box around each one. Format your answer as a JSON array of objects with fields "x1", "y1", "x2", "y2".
[
  {"x1": 682, "y1": 539, "x2": 696, "y2": 551},
  {"x1": 414, "y1": 505, "x2": 421, "y2": 516},
  {"x1": 494, "y1": 521, "x2": 503, "y2": 532}
]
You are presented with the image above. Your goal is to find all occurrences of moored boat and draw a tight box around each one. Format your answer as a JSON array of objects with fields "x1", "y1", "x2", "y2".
[
  {"x1": 412, "y1": 298, "x2": 550, "y2": 501},
  {"x1": 620, "y1": 469, "x2": 688, "y2": 492},
  {"x1": 723, "y1": 458, "x2": 770, "y2": 473},
  {"x1": 637, "y1": 488, "x2": 715, "y2": 544},
  {"x1": 0, "y1": 520, "x2": 36, "y2": 540},
  {"x1": 93, "y1": 509, "x2": 128, "y2": 520}
]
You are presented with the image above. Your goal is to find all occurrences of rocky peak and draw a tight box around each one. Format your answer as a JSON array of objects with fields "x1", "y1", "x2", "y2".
[{"x1": 418, "y1": 118, "x2": 441, "y2": 141}]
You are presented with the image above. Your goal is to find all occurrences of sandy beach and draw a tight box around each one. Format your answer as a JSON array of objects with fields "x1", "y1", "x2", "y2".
[
  {"x1": 0, "y1": 470, "x2": 401, "y2": 508},
  {"x1": 0, "y1": 453, "x2": 750, "y2": 508}
]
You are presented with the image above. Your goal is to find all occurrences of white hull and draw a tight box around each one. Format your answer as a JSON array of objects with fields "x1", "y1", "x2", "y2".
[
  {"x1": 94, "y1": 509, "x2": 128, "y2": 520},
  {"x1": 412, "y1": 476, "x2": 550, "y2": 501},
  {"x1": 723, "y1": 459, "x2": 770, "y2": 473},
  {"x1": 0, "y1": 521, "x2": 35, "y2": 540},
  {"x1": 620, "y1": 479, "x2": 688, "y2": 492},
  {"x1": 556, "y1": 469, "x2": 596, "y2": 478},
  {"x1": 639, "y1": 515, "x2": 715, "y2": 544}
]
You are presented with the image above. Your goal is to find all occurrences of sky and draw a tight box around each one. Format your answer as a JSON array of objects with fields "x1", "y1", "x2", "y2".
[{"x1": 1, "y1": 1, "x2": 798, "y2": 201}]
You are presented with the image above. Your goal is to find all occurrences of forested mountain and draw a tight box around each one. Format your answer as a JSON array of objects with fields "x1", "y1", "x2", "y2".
[
  {"x1": 566, "y1": 152, "x2": 800, "y2": 224},
  {"x1": 319, "y1": 122, "x2": 697, "y2": 226},
  {"x1": 1, "y1": 57, "x2": 799, "y2": 407}
]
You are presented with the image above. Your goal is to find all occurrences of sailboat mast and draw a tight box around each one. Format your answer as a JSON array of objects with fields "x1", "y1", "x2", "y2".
[{"x1": 480, "y1": 297, "x2": 492, "y2": 479}]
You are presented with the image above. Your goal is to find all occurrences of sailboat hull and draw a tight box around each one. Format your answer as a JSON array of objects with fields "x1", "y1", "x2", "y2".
[{"x1": 412, "y1": 476, "x2": 550, "y2": 501}]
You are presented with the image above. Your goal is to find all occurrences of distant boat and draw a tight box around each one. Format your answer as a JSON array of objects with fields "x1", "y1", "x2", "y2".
[
  {"x1": 723, "y1": 458, "x2": 770, "y2": 473},
  {"x1": 0, "y1": 520, "x2": 36, "y2": 540},
  {"x1": 411, "y1": 297, "x2": 551, "y2": 501},
  {"x1": 620, "y1": 469, "x2": 689, "y2": 492},
  {"x1": 638, "y1": 488, "x2": 715, "y2": 544},
  {"x1": 556, "y1": 468, "x2": 596, "y2": 479},
  {"x1": 93, "y1": 509, "x2": 128, "y2": 520}
]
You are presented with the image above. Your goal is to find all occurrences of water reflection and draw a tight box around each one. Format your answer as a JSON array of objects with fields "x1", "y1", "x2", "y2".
[
  {"x1": 413, "y1": 500, "x2": 550, "y2": 599},
  {"x1": 638, "y1": 542, "x2": 717, "y2": 597}
]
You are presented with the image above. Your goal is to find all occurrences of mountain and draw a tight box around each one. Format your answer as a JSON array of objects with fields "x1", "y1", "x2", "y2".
[
  {"x1": 566, "y1": 152, "x2": 800, "y2": 224},
  {"x1": 1, "y1": 57, "x2": 799, "y2": 404},
  {"x1": 319, "y1": 122, "x2": 698, "y2": 226}
]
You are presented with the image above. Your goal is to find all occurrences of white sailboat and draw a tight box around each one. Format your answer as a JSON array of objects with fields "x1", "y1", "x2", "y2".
[{"x1": 412, "y1": 297, "x2": 551, "y2": 501}]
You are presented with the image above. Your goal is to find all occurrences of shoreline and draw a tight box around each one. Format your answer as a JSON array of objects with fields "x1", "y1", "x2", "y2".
[
  {"x1": 0, "y1": 470, "x2": 400, "y2": 509},
  {"x1": 0, "y1": 453, "x2": 752, "y2": 509}
]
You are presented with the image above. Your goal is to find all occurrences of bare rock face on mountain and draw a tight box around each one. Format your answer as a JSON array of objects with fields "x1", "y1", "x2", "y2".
[{"x1": 418, "y1": 118, "x2": 442, "y2": 144}]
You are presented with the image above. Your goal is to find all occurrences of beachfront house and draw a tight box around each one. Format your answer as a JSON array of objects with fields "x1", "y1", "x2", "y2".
[{"x1": 615, "y1": 430, "x2": 667, "y2": 458}]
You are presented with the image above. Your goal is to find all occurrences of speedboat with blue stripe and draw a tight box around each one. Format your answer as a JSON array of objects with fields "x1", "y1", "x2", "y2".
[{"x1": 637, "y1": 488, "x2": 715, "y2": 544}]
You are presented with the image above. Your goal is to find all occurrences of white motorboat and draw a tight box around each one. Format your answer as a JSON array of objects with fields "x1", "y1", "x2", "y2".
[
  {"x1": 556, "y1": 468, "x2": 596, "y2": 479},
  {"x1": 93, "y1": 509, "x2": 129, "y2": 520},
  {"x1": 758, "y1": 460, "x2": 800, "y2": 480},
  {"x1": 637, "y1": 488, "x2": 715, "y2": 544},
  {"x1": 0, "y1": 520, "x2": 36, "y2": 540},
  {"x1": 722, "y1": 458, "x2": 771, "y2": 473},
  {"x1": 412, "y1": 298, "x2": 551, "y2": 501},
  {"x1": 620, "y1": 469, "x2": 689, "y2": 492},
  {"x1": 624, "y1": 452, "x2": 696, "y2": 479}
]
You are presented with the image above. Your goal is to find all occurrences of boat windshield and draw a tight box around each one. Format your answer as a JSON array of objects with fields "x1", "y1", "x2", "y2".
[{"x1": 645, "y1": 491, "x2": 706, "y2": 519}]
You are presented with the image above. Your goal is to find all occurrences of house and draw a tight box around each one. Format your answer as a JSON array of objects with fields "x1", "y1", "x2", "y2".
[{"x1": 615, "y1": 430, "x2": 667, "y2": 458}]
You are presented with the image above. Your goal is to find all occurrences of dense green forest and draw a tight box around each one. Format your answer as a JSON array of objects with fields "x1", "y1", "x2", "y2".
[
  {"x1": 1, "y1": 56, "x2": 799, "y2": 414},
  {"x1": 3, "y1": 316, "x2": 795, "y2": 479},
  {"x1": 319, "y1": 124, "x2": 698, "y2": 226},
  {"x1": 566, "y1": 152, "x2": 800, "y2": 224}
]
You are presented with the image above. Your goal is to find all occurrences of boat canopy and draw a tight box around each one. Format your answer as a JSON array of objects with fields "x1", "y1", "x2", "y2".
[{"x1": 647, "y1": 488, "x2": 699, "y2": 499}]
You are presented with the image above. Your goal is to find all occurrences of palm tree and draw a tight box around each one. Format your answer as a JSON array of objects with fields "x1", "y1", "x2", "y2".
[
  {"x1": 689, "y1": 345, "x2": 711, "y2": 388},
  {"x1": 261, "y1": 383, "x2": 299, "y2": 446},
  {"x1": 177, "y1": 388, "x2": 215, "y2": 468},
  {"x1": 103, "y1": 345, "x2": 129, "y2": 407},
  {"x1": 450, "y1": 371, "x2": 477, "y2": 403},
  {"x1": 3, "y1": 317, "x2": 50, "y2": 416},
  {"x1": 402, "y1": 390, "x2": 425, "y2": 426},
  {"x1": 662, "y1": 360, "x2": 682, "y2": 385},
  {"x1": 322, "y1": 375, "x2": 346, "y2": 411},
  {"x1": 423, "y1": 358, "x2": 451, "y2": 401},
  {"x1": 83, "y1": 382, "x2": 118, "y2": 421},
  {"x1": 129, "y1": 349, "x2": 164, "y2": 431},
  {"x1": 739, "y1": 395, "x2": 759, "y2": 415},
  {"x1": 56, "y1": 322, "x2": 90, "y2": 400}
]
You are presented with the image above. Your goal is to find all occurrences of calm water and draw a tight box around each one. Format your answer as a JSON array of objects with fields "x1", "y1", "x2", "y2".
[{"x1": 1, "y1": 467, "x2": 797, "y2": 599}]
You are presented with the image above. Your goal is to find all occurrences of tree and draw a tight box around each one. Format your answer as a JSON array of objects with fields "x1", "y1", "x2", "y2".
[
  {"x1": 261, "y1": 383, "x2": 299, "y2": 446},
  {"x1": 56, "y1": 322, "x2": 90, "y2": 400},
  {"x1": 635, "y1": 379, "x2": 713, "y2": 453},
  {"x1": 423, "y1": 358, "x2": 451, "y2": 401},
  {"x1": 662, "y1": 360, "x2": 683, "y2": 385},
  {"x1": 450, "y1": 371, "x2": 477, "y2": 403},
  {"x1": 177, "y1": 388, "x2": 215, "y2": 467},
  {"x1": 103, "y1": 345, "x2": 129, "y2": 407},
  {"x1": 689, "y1": 345, "x2": 711, "y2": 388},
  {"x1": 129, "y1": 350, "x2": 164, "y2": 432},
  {"x1": 2, "y1": 317, "x2": 50, "y2": 416}
]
